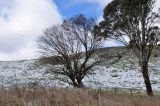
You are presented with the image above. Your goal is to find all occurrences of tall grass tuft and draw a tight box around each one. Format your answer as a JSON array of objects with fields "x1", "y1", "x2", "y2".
[{"x1": 0, "y1": 87, "x2": 160, "y2": 106}]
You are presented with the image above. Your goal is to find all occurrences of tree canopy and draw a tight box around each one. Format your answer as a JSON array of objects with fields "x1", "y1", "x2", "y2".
[
  {"x1": 95, "y1": 0, "x2": 160, "y2": 96},
  {"x1": 38, "y1": 14, "x2": 101, "y2": 88}
]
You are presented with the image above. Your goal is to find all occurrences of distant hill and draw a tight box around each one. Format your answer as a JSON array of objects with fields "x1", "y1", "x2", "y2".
[{"x1": 0, "y1": 47, "x2": 160, "y2": 90}]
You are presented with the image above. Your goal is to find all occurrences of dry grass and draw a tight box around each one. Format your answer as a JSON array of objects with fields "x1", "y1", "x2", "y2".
[{"x1": 0, "y1": 87, "x2": 160, "y2": 106}]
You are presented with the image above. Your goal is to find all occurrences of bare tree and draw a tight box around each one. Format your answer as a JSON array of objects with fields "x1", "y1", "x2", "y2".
[
  {"x1": 38, "y1": 15, "x2": 101, "y2": 88},
  {"x1": 95, "y1": 0, "x2": 160, "y2": 96}
]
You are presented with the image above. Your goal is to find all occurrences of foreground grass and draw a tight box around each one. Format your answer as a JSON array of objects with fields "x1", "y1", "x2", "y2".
[{"x1": 0, "y1": 87, "x2": 160, "y2": 106}]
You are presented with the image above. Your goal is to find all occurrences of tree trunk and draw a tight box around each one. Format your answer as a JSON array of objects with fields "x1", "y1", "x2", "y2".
[
  {"x1": 77, "y1": 80, "x2": 84, "y2": 88},
  {"x1": 73, "y1": 82, "x2": 84, "y2": 88},
  {"x1": 71, "y1": 78, "x2": 84, "y2": 88},
  {"x1": 141, "y1": 64, "x2": 153, "y2": 96}
]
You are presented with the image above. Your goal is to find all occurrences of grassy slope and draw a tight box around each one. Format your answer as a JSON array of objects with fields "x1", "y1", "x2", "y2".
[{"x1": 0, "y1": 47, "x2": 160, "y2": 105}]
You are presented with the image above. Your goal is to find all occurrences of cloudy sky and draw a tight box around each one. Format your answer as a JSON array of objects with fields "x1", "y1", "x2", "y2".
[
  {"x1": 0, "y1": 0, "x2": 159, "y2": 61},
  {"x1": 0, "y1": 0, "x2": 112, "y2": 61}
]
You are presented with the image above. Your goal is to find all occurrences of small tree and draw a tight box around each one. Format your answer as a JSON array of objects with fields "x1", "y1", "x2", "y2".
[
  {"x1": 95, "y1": 0, "x2": 160, "y2": 96},
  {"x1": 38, "y1": 15, "x2": 101, "y2": 88}
]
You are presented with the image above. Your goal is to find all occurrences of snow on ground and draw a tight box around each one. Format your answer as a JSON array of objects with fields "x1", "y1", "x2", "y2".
[{"x1": 0, "y1": 49, "x2": 160, "y2": 91}]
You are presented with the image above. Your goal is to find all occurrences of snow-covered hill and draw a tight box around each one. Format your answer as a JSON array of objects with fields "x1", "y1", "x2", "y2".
[{"x1": 0, "y1": 47, "x2": 160, "y2": 91}]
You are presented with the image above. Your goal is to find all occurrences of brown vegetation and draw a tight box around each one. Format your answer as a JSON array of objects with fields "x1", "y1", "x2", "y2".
[{"x1": 0, "y1": 87, "x2": 160, "y2": 106}]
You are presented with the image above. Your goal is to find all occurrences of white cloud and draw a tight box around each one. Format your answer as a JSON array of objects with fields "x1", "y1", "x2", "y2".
[
  {"x1": 0, "y1": 41, "x2": 38, "y2": 61},
  {"x1": 0, "y1": 0, "x2": 62, "y2": 61}
]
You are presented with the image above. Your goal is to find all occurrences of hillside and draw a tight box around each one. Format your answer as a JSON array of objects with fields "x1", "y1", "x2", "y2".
[{"x1": 0, "y1": 47, "x2": 160, "y2": 91}]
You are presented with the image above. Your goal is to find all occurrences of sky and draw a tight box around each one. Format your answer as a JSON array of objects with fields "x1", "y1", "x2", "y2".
[
  {"x1": 0, "y1": 0, "x2": 159, "y2": 61},
  {"x1": 0, "y1": 0, "x2": 112, "y2": 61}
]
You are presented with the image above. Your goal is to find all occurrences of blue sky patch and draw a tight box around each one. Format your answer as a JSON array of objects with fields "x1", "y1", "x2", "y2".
[{"x1": 54, "y1": 0, "x2": 103, "y2": 19}]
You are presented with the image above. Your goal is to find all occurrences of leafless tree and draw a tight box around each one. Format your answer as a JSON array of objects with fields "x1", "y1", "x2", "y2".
[{"x1": 38, "y1": 15, "x2": 101, "y2": 88}]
